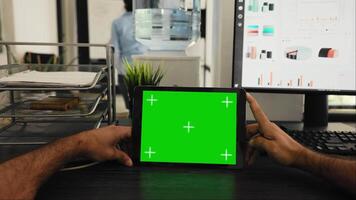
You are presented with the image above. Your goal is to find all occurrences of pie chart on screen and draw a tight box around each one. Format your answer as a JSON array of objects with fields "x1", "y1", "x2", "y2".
[
  {"x1": 285, "y1": 46, "x2": 313, "y2": 61},
  {"x1": 318, "y1": 48, "x2": 338, "y2": 58}
]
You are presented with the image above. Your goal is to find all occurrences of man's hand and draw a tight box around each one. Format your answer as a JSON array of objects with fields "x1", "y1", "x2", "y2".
[
  {"x1": 0, "y1": 125, "x2": 133, "y2": 200},
  {"x1": 245, "y1": 94, "x2": 356, "y2": 195},
  {"x1": 245, "y1": 93, "x2": 306, "y2": 166},
  {"x1": 76, "y1": 125, "x2": 133, "y2": 166}
]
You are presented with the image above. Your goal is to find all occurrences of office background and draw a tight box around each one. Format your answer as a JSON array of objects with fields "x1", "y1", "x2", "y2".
[{"x1": 0, "y1": 0, "x2": 354, "y2": 121}]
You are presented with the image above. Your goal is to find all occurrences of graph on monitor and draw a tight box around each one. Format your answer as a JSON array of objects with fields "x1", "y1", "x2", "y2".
[{"x1": 233, "y1": 0, "x2": 356, "y2": 92}]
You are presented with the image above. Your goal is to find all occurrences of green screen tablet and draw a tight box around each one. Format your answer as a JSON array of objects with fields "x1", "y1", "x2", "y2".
[{"x1": 132, "y1": 87, "x2": 246, "y2": 168}]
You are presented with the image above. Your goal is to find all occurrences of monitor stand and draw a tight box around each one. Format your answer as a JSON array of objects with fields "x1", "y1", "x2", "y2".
[
  {"x1": 281, "y1": 94, "x2": 355, "y2": 132},
  {"x1": 299, "y1": 94, "x2": 354, "y2": 132},
  {"x1": 304, "y1": 94, "x2": 329, "y2": 128}
]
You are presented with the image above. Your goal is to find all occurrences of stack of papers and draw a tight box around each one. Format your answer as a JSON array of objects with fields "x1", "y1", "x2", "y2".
[{"x1": 0, "y1": 70, "x2": 99, "y2": 87}]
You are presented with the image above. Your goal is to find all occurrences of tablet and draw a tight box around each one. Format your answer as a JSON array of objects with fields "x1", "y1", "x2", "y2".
[{"x1": 132, "y1": 87, "x2": 246, "y2": 168}]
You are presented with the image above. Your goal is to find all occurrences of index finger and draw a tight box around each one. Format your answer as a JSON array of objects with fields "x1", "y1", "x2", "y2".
[{"x1": 246, "y1": 93, "x2": 270, "y2": 125}]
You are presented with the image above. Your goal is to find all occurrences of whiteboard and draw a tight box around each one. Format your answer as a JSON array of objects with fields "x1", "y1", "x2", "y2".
[{"x1": 88, "y1": 0, "x2": 125, "y2": 59}]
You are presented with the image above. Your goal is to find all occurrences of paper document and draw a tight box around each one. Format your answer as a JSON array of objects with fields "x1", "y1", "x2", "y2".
[{"x1": 0, "y1": 70, "x2": 99, "y2": 87}]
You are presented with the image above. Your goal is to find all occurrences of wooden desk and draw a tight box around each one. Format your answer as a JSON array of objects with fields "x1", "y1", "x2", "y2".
[{"x1": 35, "y1": 156, "x2": 353, "y2": 200}]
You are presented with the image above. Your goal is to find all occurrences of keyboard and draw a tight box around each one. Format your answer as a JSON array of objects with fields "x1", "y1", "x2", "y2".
[{"x1": 287, "y1": 130, "x2": 356, "y2": 155}]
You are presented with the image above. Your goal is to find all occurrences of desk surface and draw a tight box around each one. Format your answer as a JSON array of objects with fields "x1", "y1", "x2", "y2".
[
  {"x1": 34, "y1": 156, "x2": 353, "y2": 200},
  {"x1": 1, "y1": 122, "x2": 355, "y2": 200}
]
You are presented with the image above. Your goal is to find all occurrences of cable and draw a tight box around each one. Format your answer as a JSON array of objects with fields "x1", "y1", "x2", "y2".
[{"x1": 60, "y1": 161, "x2": 100, "y2": 172}]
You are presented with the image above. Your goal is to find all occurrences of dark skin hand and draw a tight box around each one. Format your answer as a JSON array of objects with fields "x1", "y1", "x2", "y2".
[
  {"x1": 0, "y1": 125, "x2": 133, "y2": 200},
  {"x1": 245, "y1": 93, "x2": 356, "y2": 195}
]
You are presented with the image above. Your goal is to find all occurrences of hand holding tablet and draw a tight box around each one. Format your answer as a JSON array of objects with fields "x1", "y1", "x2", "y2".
[{"x1": 132, "y1": 87, "x2": 246, "y2": 168}]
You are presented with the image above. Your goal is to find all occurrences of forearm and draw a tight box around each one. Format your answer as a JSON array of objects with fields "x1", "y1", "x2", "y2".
[
  {"x1": 296, "y1": 148, "x2": 356, "y2": 194},
  {"x1": 0, "y1": 134, "x2": 85, "y2": 199}
]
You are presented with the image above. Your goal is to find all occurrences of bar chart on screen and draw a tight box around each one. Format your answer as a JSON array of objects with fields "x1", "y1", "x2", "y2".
[
  {"x1": 255, "y1": 72, "x2": 316, "y2": 88},
  {"x1": 240, "y1": 0, "x2": 355, "y2": 91},
  {"x1": 246, "y1": 46, "x2": 273, "y2": 60}
]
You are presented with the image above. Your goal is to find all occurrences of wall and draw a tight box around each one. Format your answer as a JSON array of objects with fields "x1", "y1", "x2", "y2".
[
  {"x1": 0, "y1": 54, "x2": 5, "y2": 65},
  {"x1": 185, "y1": 0, "x2": 207, "y2": 87},
  {"x1": 0, "y1": 0, "x2": 11, "y2": 107},
  {"x1": 0, "y1": 0, "x2": 58, "y2": 108},
  {"x1": 11, "y1": 0, "x2": 58, "y2": 57},
  {"x1": 204, "y1": 0, "x2": 217, "y2": 87},
  {"x1": 0, "y1": 0, "x2": 15, "y2": 65},
  {"x1": 88, "y1": 0, "x2": 125, "y2": 59},
  {"x1": 246, "y1": 93, "x2": 304, "y2": 122},
  {"x1": 212, "y1": 0, "x2": 235, "y2": 87}
]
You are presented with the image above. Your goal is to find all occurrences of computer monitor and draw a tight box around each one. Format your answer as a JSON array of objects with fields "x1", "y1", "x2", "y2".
[
  {"x1": 232, "y1": 0, "x2": 356, "y2": 127},
  {"x1": 233, "y1": 0, "x2": 356, "y2": 94}
]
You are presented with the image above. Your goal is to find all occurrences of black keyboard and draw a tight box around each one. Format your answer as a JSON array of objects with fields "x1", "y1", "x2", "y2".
[{"x1": 287, "y1": 130, "x2": 356, "y2": 155}]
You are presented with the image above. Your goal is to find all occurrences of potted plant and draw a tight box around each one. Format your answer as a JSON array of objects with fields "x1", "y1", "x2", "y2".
[{"x1": 123, "y1": 59, "x2": 164, "y2": 115}]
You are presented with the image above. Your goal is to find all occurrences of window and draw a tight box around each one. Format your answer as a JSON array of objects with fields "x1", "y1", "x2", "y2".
[
  {"x1": 328, "y1": 95, "x2": 356, "y2": 122},
  {"x1": 329, "y1": 95, "x2": 356, "y2": 109}
]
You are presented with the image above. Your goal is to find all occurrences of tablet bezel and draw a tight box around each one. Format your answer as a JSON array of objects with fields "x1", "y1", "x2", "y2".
[{"x1": 132, "y1": 87, "x2": 246, "y2": 169}]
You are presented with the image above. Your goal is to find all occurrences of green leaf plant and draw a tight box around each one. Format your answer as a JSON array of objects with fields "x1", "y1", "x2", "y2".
[{"x1": 123, "y1": 58, "x2": 164, "y2": 110}]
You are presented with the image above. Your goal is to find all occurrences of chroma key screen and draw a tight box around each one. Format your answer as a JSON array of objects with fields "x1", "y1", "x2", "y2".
[{"x1": 140, "y1": 90, "x2": 238, "y2": 165}]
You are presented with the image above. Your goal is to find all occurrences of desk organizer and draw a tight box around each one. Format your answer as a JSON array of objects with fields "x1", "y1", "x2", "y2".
[{"x1": 0, "y1": 42, "x2": 116, "y2": 145}]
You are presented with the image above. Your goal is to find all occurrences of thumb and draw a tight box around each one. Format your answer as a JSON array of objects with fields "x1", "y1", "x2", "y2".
[
  {"x1": 112, "y1": 149, "x2": 133, "y2": 167},
  {"x1": 249, "y1": 135, "x2": 273, "y2": 151}
]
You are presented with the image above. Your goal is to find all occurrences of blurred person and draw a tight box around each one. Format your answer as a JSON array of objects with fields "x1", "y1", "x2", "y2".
[{"x1": 111, "y1": 0, "x2": 147, "y2": 109}]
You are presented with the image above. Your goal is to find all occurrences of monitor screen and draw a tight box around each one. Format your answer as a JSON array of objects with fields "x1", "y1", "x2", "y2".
[
  {"x1": 233, "y1": 0, "x2": 356, "y2": 93},
  {"x1": 139, "y1": 90, "x2": 238, "y2": 165}
]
